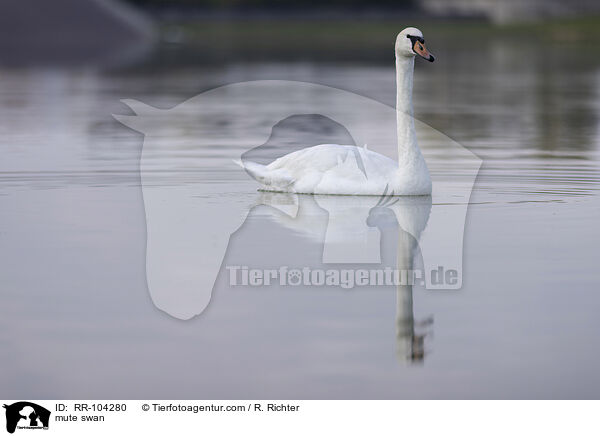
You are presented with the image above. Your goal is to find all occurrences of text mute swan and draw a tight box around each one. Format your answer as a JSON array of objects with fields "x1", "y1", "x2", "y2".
[{"x1": 238, "y1": 27, "x2": 434, "y2": 196}]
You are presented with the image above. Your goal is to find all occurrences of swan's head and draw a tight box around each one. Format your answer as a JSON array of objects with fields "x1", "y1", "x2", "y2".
[{"x1": 396, "y1": 27, "x2": 435, "y2": 62}]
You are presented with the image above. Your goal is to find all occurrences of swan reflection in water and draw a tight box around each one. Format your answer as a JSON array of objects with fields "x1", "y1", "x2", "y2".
[{"x1": 244, "y1": 191, "x2": 434, "y2": 363}]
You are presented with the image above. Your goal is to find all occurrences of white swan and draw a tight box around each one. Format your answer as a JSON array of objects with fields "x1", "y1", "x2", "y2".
[{"x1": 239, "y1": 27, "x2": 435, "y2": 196}]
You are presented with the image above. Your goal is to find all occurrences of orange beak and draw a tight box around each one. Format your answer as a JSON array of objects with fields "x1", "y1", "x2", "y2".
[{"x1": 413, "y1": 40, "x2": 435, "y2": 62}]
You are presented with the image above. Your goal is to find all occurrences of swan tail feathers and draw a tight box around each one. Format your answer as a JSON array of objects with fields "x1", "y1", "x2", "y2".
[
  {"x1": 236, "y1": 159, "x2": 295, "y2": 189},
  {"x1": 232, "y1": 158, "x2": 244, "y2": 168}
]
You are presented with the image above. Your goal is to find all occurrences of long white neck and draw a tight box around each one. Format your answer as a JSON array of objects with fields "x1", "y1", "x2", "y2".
[{"x1": 395, "y1": 55, "x2": 419, "y2": 163}]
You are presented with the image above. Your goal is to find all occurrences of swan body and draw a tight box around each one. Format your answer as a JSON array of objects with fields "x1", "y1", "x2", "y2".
[
  {"x1": 240, "y1": 27, "x2": 435, "y2": 196},
  {"x1": 241, "y1": 143, "x2": 431, "y2": 195}
]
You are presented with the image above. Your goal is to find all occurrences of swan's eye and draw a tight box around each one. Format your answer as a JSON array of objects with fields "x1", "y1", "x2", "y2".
[{"x1": 407, "y1": 35, "x2": 425, "y2": 46}]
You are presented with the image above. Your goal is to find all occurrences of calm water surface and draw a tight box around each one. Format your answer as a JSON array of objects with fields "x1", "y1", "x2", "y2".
[{"x1": 1, "y1": 35, "x2": 599, "y2": 398}]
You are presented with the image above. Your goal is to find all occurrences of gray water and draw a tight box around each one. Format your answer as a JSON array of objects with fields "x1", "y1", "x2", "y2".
[{"x1": 1, "y1": 34, "x2": 600, "y2": 399}]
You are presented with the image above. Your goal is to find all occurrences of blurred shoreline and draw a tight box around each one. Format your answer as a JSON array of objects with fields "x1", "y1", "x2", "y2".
[
  {"x1": 1, "y1": 0, "x2": 600, "y2": 69},
  {"x1": 138, "y1": 14, "x2": 600, "y2": 68}
]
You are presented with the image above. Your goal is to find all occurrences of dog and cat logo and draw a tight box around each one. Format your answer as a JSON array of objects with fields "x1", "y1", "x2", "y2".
[{"x1": 3, "y1": 402, "x2": 50, "y2": 433}]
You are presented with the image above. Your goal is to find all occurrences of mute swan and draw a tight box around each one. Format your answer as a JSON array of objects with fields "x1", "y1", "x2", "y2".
[{"x1": 239, "y1": 27, "x2": 434, "y2": 196}]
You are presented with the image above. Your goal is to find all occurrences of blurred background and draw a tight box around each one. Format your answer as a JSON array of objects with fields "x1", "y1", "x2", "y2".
[
  {"x1": 2, "y1": 0, "x2": 600, "y2": 151},
  {"x1": 1, "y1": 0, "x2": 600, "y2": 398}
]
